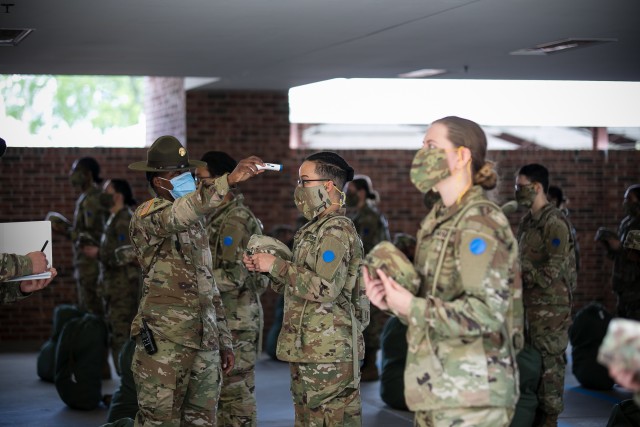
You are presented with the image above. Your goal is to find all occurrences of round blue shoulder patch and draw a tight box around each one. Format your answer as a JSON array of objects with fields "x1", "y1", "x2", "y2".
[
  {"x1": 223, "y1": 236, "x2": 233, "y2": 246},
  {"x1": 322, "y1": 250, "x2": 336, "y2": 263},
  {"x1": 551, "y1": 238, "x2": 561, "y2": 247},
  {"x1": 118, "y1": 233, "x2": 126, "y2": 242},
  {"x1": 469, "y1": 238, "x2": 487, "y2": 255}
]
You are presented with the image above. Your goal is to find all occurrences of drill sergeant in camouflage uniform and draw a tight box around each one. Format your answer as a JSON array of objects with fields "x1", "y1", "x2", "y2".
[
  {"x1": 52, "y1": 157, "x2": 109, "y2": 315},
  {"x1": 195, "y1": 151, "x2": 269, "y2": 427},
  {"x1": 596, "y1": 184, "x2": 640, "y2": 320},
  {"x1": 0, "y1": 252, "x2": 56, "y2": 304},
  {"x1": 244, "y1": 152, "x2": 367, "y2": 427},
  {"x1": 83, "y1": 179, "x2": 142, "y2": 375},
  {"x1": 128, "y1": 135, "x2": 267, "y2": 426},
  {"x1": 364, "y1": 116, "x2": 522, "y2": 427},
  {"x1": 516, "y1": 163, "x2": 577, "y2": 427},
  {"x1": 345, "y1": 175, "x2": 390, "y2": 381}
]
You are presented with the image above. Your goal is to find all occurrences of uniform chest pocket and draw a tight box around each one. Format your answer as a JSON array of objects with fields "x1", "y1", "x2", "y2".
[{"x1": 295, "y1": 234, "x2": 317, "y2": 269}]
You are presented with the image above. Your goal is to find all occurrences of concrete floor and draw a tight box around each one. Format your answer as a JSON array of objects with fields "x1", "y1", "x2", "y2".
[{"x1": 0, "y1": 350, "x2": 632, "y2": 427}]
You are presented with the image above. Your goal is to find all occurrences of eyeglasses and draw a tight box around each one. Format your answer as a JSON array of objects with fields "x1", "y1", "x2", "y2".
[{"x1": 297, "y1": 178, "x2": 330, "y2": 186}]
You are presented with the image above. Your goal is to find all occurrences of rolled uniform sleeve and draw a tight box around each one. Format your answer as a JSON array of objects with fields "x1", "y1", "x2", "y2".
[{"x1": 0, "y1": 253, "x2": 32, "y2": 282}]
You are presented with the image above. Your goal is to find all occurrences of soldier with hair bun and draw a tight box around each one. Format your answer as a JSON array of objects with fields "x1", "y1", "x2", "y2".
[
  {"x1": 364, "y1": 116, "x2": 522, "y2": 427},
  {"x1": 244, "y1": 151, "x2": 367, "y2": 427}
]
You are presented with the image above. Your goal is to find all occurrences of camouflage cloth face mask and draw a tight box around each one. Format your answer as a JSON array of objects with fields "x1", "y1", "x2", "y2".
[
  {"x1": 294, "y1": 184, "x2": 332, "y2": 220},
  {"x1": 515, "y1": 183, "x2": 537, "y2": 208},
  {"x1": 410, "y1": 148, "x2": 451, "y2": 193}
]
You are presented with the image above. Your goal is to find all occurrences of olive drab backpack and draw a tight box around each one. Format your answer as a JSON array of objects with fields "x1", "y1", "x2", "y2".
[
  {"x1": 55, "y1": 313, "x2": 109, "y2": 410},
  {"x1": 37, "y1": 304, "x2": 85, "y2": 382}
]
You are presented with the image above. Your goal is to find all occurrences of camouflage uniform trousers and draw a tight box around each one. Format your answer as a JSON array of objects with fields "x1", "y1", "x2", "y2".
[
  {"x1": 414, "y1": 407, "x2": 514, "y2": 427},
  {"x1": 363, "y1": 305, "x2": 389, "y2": 352},
  {"x1": 132, "y1": 335, "x2": 221, "y2": 427},
  {"x1": 615, "y1": 290, "x2": 640, "y2": 321},
  {"x1": 290, "y1": 361, "x2": 362, "y2": 427},
  {"x1": 75, "y1": 261, "x2": 104, "y2": 316},
  {"x1": 105, "y1": 284, "x2": 139, "y2": 375},
  {"x1": 526, "y1": 304, "x2": 571, "y2": 417},
  {"x1": 217, "y1": 329, "x2": 259, "y2": 427}
]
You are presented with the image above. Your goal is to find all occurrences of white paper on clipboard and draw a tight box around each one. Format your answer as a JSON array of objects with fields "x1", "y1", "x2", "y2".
[{"x1": 0, "y1": 221, "x2": 53, "y2": 282}]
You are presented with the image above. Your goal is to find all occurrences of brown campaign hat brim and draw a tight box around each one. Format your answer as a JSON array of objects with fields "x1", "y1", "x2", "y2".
[{"x1": 128, "y1": 159, "x2": 206, "y2": 172}]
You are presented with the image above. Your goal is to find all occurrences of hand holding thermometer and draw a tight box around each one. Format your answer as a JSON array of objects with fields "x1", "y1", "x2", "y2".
[{"x1": 256, "y1": 163, "x2": 283, "y2": 171}]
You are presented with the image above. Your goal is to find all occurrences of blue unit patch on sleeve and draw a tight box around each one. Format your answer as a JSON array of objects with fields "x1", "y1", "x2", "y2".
[
  {"x1": 363, "y1": 227, "x2": 370, "y2": 236},
  {"x1": 551, "y1": 238, "x2": 561, "y2": 247},
  {"x1": 469, "y1": 238, "x2": 487, "y2": 255},
  {"x1": 118, "y1": 233, "x2": 126, "y2": 242},
  {"x1": 223, "y1": 236, "x2": 233, "y2": 246},
  {"x1": 322, "y1": 250, "x2": 336, "y2": 263}
]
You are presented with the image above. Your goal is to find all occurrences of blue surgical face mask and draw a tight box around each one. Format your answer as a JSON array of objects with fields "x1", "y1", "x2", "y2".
[{"x1": 159, "y1": 171, "x2": 197, "y2": 200}]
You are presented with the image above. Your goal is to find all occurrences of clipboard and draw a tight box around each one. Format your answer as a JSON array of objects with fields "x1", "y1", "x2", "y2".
[{"x1": 0, "y1": 221, "x2": 53, "y2": 282}]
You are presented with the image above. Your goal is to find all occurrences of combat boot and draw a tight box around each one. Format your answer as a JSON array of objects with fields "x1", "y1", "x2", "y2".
[{"x1": 360, "y1": 349, "x2": 379, "y2": 382}]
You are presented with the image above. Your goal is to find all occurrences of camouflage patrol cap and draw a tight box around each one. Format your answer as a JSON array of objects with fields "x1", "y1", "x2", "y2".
[
  {"x1": 128, "y1": 135, "x2": 206, "y2": 172},
  {"x1": 247, "y1": 234, "x2": 293, "y2": 261},
  {"x1": 364, "y1": 241, "x2": 420, "y2": 295},
  {"x1": 624, "y1": 230, "x2": 640, "y2": 251}
]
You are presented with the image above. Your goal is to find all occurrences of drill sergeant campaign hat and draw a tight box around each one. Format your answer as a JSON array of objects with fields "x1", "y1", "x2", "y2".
[
  {"x1": 128, "y1": 135, "x2": 206, "y2": 172},
  {"x1": 624, "y1": 230, "x2": 640, "y2": 251},
  {"x1": 246, "y1": 234, "x2": 293, "y2": 261},
  {"x1": 364, "y1": 241, "x2": 420, "y2": 295}
]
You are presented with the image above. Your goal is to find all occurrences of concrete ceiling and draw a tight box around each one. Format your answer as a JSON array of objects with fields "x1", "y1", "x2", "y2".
[{"x1": 2, "y1": 0, "x2": 640, "y2": 91}]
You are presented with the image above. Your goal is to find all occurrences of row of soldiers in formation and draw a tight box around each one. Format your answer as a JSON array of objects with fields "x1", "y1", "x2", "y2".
[{"x1": 2, "y1": 116, "x2": 640, "y2": 427}]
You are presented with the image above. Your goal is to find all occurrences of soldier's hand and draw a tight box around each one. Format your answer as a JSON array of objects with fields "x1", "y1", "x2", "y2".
[
  {"x1": 244, "y1": 253, "x2": 275, "y2": 273},
  {"x1": 82, "y1": 245, "x2": 100, "y2": 259},
  {"x1": 362, "y1": 266, "x2": 389, "y2": 311},
  {"x1": 609, "y1": 365, "x2": 640, "y2": 392},
  {"x1": 228, "y1": 156, "x2": 266, "y2": 185},
  {"x1": 221, "y1": 348, "x2": 235, "y2": 375},
  {"x1": 27, "y1": 251, "x2": 48, "y2": 274},
  {"x1": 20, "y1": 267, "x2": 57, "y2": 294},
  {"x1": 376, "y1": 268, "x2": 413, "y2": 318}
]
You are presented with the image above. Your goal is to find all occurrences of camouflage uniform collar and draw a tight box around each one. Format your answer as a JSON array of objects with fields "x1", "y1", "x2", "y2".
[
  {"x1": 436, "y1": 185, "x2": 484, "y2": 222},
  {"x1": 529, "y1": 202, "x2": 555, "y2": 222}
]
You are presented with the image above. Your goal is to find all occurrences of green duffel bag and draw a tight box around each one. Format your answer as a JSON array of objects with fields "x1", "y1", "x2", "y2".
[
  {"x1": 54, "y1": 313, "x2": 108, "y2": 410},
  {"x1": 606, "y1": 399, "x2": 640, "y2": 427},
  {"x1": 37, "y1": 304, "x2": 84, "y2": 382},
  {"x1": 107, "y1": 338, "x2": 139, "y2": 422},
  {"x1": 510, "y1": 344, "x2": 542, "y2": 427}
]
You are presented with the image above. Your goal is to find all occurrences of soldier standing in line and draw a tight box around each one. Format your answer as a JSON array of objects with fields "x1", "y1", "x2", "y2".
[
  {"x1": 51, "y1": 157, "x2": 110, "y2": 315},
  {"x1": 244, "y1": 152, "x2": 367, "y2": 427},
  {"x1": 596, "y1": 184, "x2": 640, "y2": 320},
  {"x1": 516, "y1": 163, "x2": 577, "y2": 427},
  {"x1": 344, "y1": 175, "x2": 390, "y2": 381},
  {"x1": 83, "y1": 179, "x2": 141, "y2": 375},
  {"x1": 128, "y1": 135, "x2": 266, "y2": 426},
  {"x1": 364, "y1": 116, "x2": 522, "y2": 427},
  {"x1": 195, "y1": 151, "x2": 269, "y2": 427}
]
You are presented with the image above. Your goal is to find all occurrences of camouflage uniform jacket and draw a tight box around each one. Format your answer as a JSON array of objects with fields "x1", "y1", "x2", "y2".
[
  {"x1": 612, "y1": 215, "x2": 640, "y2": 294},
  {"x1": 99, "y1": 207, "x2": 141, "y2": 298},
  {"x1": 405, "y1": 186, "x2": 521, "y2": 411},
  {"x1": 269, "y1": 209, "x2": 365, "y2": 362},
  {"x1": 349, "y1": 202, "x2": 390, "y2": 254},
  {"x1": 205, "y1": 194, "x2": 268, "y2": 332},
  {"x1": 0, "y1": 253, "x2": 33, "y2": 304},
  {"x1": 129, "y1": 175, "x2": 233, "y2": 351},
  {"x1": 517, "y1": 202, "x2": 576, "y2": 307},
  {"x1": 71, "y1": 185, "x2": 109, "y2": 269}
]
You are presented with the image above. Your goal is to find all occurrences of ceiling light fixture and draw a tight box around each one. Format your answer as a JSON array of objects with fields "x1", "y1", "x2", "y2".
[
  {"x1": 0, "y1": 28, "x2": 35, "y2": 47},
  {"x1": 397, "y1": 68, "x2": 447, "y2": 78},
  {"x1": 510, "y1": 38, "x2": 617, "y2": 56}
]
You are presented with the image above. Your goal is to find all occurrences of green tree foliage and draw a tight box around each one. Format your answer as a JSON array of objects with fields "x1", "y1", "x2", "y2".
[{"x1": 0, "y1": 74, "x2": 143, "y2": 133}]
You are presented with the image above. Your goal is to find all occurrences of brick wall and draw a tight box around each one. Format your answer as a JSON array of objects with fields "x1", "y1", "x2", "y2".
[
  {"x1": 144, "y1": 77, "x2": 186, "y2": 146},
  {"x1": 1, "y1": 88, "x2": 637, "y2": 349}
]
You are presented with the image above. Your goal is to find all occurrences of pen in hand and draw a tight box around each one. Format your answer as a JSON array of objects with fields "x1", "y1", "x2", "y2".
[{"x1": 41, "y1": 240, "x2": 49, "y2": 252}]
